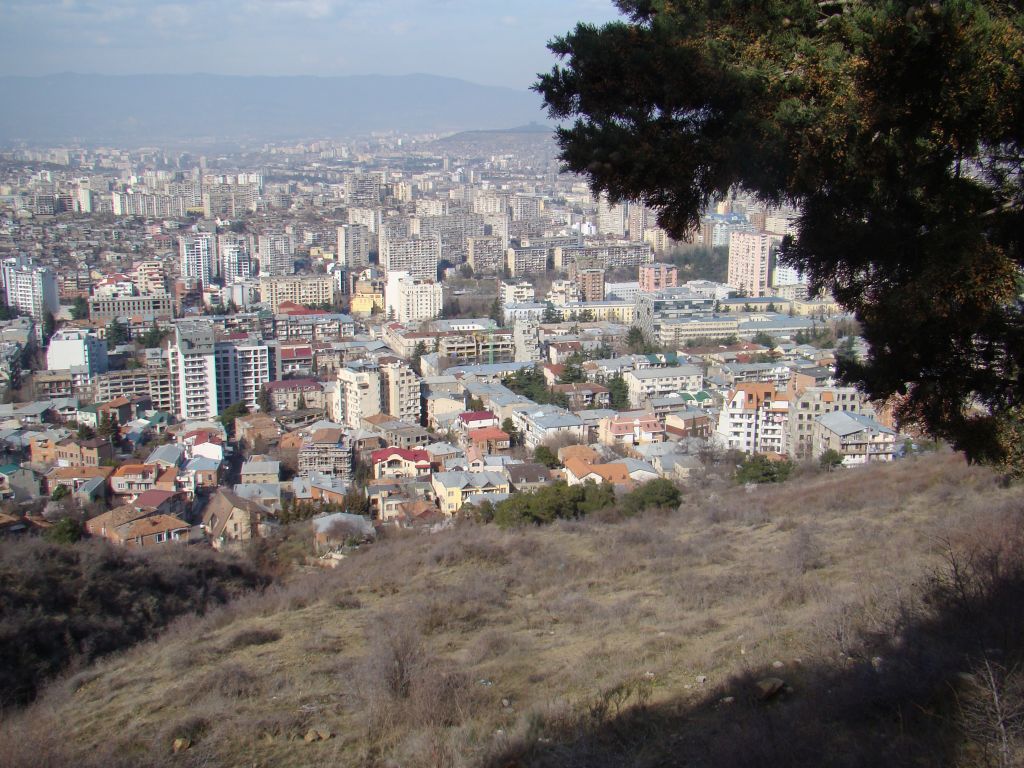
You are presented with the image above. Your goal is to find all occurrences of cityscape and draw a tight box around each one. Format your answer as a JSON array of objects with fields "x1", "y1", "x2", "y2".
[{"x1": 1, "y1": 0, "x2": 1021, "y2": 765}]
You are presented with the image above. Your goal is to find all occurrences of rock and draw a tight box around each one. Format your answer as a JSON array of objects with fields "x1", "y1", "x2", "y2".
[
  {"x1": 315, "y1": 728, "x2": 333, "y2": 740},
  {"x1": 755, "y1": 677, "x2": 786, "y2": 701},
  {"x1": 304, "y1": 729, "x2": 320, "y2": 743},
  {"x1": 871, "y1": 656, "x2": 884, "y2": 672},
  {"x1": 695, "y1": 675, "x2": 707, "y2": 685},
  {"x1": 771, "y1": 660, "x2": 784, "y2": 669},
  {"x1": 172, "y1": 738, "x2": 191, "y2": 753},
  {"x1": 720, "y1": 696, "x2": 735, "y2": 705},
  {"x1": 501, "y1": 697, "x2": 512, "y2": 708}
]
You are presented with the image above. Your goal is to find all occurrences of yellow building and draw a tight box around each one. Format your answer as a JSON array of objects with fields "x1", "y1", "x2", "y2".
[
  {"x1": 556, "y1": 301, "x2": 635, "y2": 323},
  {"x1": 349, "y1": 291, "x2": 384, "y2": 315}
]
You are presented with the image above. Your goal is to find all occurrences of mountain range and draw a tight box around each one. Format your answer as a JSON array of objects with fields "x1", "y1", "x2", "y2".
[{"x1": 0, "y1": 73, "x2": 550, "y2": 145}]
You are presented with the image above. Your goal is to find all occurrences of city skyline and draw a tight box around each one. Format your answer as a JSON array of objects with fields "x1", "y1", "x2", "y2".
[{"x1": 0, "y1": 0, "x2": 622, "y2": 91}]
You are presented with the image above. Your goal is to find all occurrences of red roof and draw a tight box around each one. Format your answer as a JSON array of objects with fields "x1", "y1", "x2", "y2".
[
  {"x1": 467, "y1": 426, "x2": 510, "y2": 441},
  {"x1": 370, "y1": 447, "x2": 431, "y2": 465},
  {"x1": 134, "y1": 489, "x2": 178, "y2": 509},
  {"x1": 280, "y1": 346, "x2": 313, "y2": 360},
  {"x1": 278, "y1": 301, "x2": 329, "y2": 316},
  {"x1": 458, "y1": 410, "x2": 496, "y2": 423}
]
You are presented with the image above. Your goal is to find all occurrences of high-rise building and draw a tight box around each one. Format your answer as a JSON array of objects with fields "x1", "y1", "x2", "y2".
[
  {"x1": 1, "y1": 257, "x2": 59, "y2": 338},
  {"x1": 337, "y1": 224, "x2": 371, "y2": 271},
  {"x1": 727, "y1": 231, "x2": 773, "y2": 297},
  {"x1": 46, "y1": 329, "x2": 109, "y2": 375},
  {"x1": 381, "y1": 234, "x2": 439, "y2": 282},
  {"x1": 639, "y1": 263, "x2": 679, "y2": 292},
  {"x1": 335, "y1": 362, "x2": 382, "y2": 429},
  {"x1": 168, "y1": 322, "x2": 218, "y2": 420},
  {"x1": 379, "y1": 358, "x2": 422, "y2": 424},
  {"x1": 133, "y1": 261, "x2": 168, "y2": 295},
  {"x1": 467, "y1": 235, "x2": 505, "y2": 275},
  {"x1": 214, "y1": 336, "x2": 271, "y2": 413},
  {"x1": 217, "y1": 234, "x2": 253, "y2": 284},
  {"x1": 179, "y1": 233, "x2": 216, "y2": 287},
  {"x1": 257, "y1": 233, "x2": 296, "y2": 276},
  {"x1": 385, "y1": 272, "x2": 443, "y2": 323},
  {"x1": 575, "y1": 268, "x2": 606, "y2": 303},
  {"x1": 597, "y1": 194, "x2": 627, "y2": 237}
]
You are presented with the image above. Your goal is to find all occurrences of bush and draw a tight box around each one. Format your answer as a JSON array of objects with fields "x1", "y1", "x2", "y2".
[
  {"x1": 0, "y1": 539, "x2": 269, "y2": 707},
  {"x1": 736, "y1": 455, "x2": 794, "y2": 484}
]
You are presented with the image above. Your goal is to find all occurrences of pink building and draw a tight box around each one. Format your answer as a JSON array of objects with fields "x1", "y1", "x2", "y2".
[{"x1": 639, "y1": 263, "x2": 679, "y2": 292}]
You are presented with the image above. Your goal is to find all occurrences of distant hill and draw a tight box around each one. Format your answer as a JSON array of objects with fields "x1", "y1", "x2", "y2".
[{"x1": 0, "y1": 74, "x2": 549, "y2": 145}]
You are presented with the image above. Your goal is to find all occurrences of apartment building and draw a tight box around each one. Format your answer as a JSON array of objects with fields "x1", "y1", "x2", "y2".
[
  {"x1": 787, "y1": 385, "x2": 875, "y2": 460},
  {"x1": 715, "y1": 383, "x2": 791, "y2": 455},
  {"x1": 89, "y1": 294, "x2": 174, "y2": 323},
  {"x1": 639, "y1": 263, "x2": 679, "y2": 292},
  {"x1": 727, "y1": 231, "x2": 773, "y2": 297},
  {"x1": 624, "y1": 366, "x2": 705, "y2": 408},
  {"x1": 179, "y1": 233, "x2": 216, "y2": 287},
  {"x1": 381, "y1": 233, "x2": 439, "y2": 282},
  {"x1": 385, "y1": 271, "x2": 442, "y2": 323},
  {"x1": 335, "y1": 362, "x2": 382, "y2": 429},
  {"x1": 380, "y1": 358, "x2": 422, "y2": 424},
  {"x1": 259, "y1": 275, "x2": 335, "y2": 313},
  {"x1": 297, "y1": 428, "x2": 353, "y2": 483},
  {"x1": 812, "y1": 411, "x2": 897, "y2": 465},
  {"x1": 168, "y1": 322, "x2": 218, "y2": 420},
  {"x1": 467, "y1": 235, "x2": 505, "y2": 275},
  {"x1": 1, "y1": 257, "x2": 59, "y2": 335},
  {"x1": 257, "y1": 233, "x2": 296, "y2": 276},
  {"x1": 46, "y1": 329, "x2": 108, "y2": 375},
  {"x1": 337, "y1": 223, "x2": 371, "y2": 270}
]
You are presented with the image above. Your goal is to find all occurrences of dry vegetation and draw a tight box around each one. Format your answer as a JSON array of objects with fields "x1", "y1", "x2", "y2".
[{"x1": 3, "y1": 451, "x2": 1024, "y2": 767}]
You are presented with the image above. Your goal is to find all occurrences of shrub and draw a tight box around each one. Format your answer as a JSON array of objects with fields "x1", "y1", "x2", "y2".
[{"x1": 736, "y1": 455, "x2": 794, "y2": 484}]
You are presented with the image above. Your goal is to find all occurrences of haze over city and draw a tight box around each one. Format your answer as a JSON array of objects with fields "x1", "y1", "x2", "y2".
[{"x1": 0, "y1": 0, "x2": 620, "y2": 90}]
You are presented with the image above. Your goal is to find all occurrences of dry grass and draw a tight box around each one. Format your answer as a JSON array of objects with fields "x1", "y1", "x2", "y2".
[{"x1": 2, "y1": 452, "x2": 1022, "y2": 767}]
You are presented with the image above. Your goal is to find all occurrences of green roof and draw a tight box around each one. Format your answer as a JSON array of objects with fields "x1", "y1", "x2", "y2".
[{"x1": 0, "y1": 464, "x2": 21, "y2": 475}]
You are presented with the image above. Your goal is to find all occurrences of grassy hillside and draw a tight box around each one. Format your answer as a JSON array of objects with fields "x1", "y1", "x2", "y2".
[{"x1": 3, "y1": 452, "x2": 1023, "y2": 767}]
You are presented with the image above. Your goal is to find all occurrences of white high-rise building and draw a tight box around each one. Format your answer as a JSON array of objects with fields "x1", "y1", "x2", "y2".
[
  {"x1": 385, "y1": 271, "x2": 443, "y2": 323},
  {"x1": 179, "y1": 233, "x2": 216, "y2": 287},
  {"x1": 727, "y1": 231, "x2": 773, "y2": 297},
  {"x1": 381, "y1": 234, "x2": 439, "y2": 282},
  {"x1": 258, "y1": 233, "x2": 296, "y2": 276},
  {"x1": 217, "y1": 234, "x2": 253, "y2": 284},
  {"x1": 168, "y1": 322, "x2": 218, "y2": 420},
  {"x1": 214, "y1": 337, "x2": 271, "y2": 413},
  {"x1": 337, "y1": 224, "x2": 371, "y2": 271},
  {"x1": 1, "y1": 257, "x2": 59, "y2": 337},
  {"x1": 380, "y1": 358, "x2": 422, "y2": 424},
  {"x1": 597, "y1": 194, "x2": 627, "y2": 237},
  {"x1": 335, "y1": 363, "x2": 382, "y2": 430},
  {"x1": 46, "y1": 329, "x2": 109, "y2": 375}
]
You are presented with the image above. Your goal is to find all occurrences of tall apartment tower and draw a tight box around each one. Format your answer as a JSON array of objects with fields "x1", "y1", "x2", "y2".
[
  {"x1": 214, "y1": 336, "x2": 271, "y2": 413},
  {"x1": 337, "y1": 224, "x2": 371, "y2": 271},
  {"x1": 179, "y1": 233, "x2": 216, "y2": 287},
  {"x1": 597, "y1": 195, "x2": 627, "y2": 237},
  {"x1": 258, "y1": 233, "x2": 296, "y2": 277},
  {"x1": 217, "y1": 234, "x2": 253, "y2": 284},
  {"x1": 727, "y1": 231, "x2": 773, "y2": 297},
  {"x1": 335, "y1": 362, "x2": 382, "y2": 430},
  {"x1": 168, "y1": 322, "x2": 218, "y2": 420},
  {"x1": 1, "y1": 257, "x2": 59, "y2": 338},
  {"x1": 379, "y1": 358, "x2": 422, "y2": 424},
  {"x1": 639, "y1": 263, "x2": 679, "y2": 292},
  {"x1": 575, "y1": 268, "x2": 606, "y2": 302},
  {"x1": 381, "y1": 234, "x2": 439, "y2": 282}
]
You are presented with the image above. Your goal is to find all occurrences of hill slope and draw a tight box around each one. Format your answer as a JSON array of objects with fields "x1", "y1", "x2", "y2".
[
  {"x1": 0, "y1": 74, "x2": 546, "y2": 144},
  {"x1": 3, "y1": 453, "x2": 1023, "y2": 767}
]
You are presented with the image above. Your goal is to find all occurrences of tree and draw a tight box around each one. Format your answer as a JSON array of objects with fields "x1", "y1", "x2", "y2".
[
  {"x1": 534, "y1": 445, "x2": 561, "y2": 468},
  {"x1": 489, "y1": 296, "x2": 504, "y2": 326},
  {"x1": 218, "y1": 401, "x2": 249, "y2": 437},
  {"x1": 501, "y1": 417, "x2": 521, "y2": 447},
  {"x1": 819, "y1": 449, "x2": 845, "y2": 473},
  {"x1": 626, "y1": 326, "x2": 653, "y2": 354},
  {"x1": 410, "y1": 341, "x2": 428, "y2": 376},
  {"x1": 139, "y1": 321, "x2": 165, "y2": 349},
  {"x1": 97, "y1": 412, "x2": 119, "y2": 439},
  {"x1": 50, "y1": 485, "x2": 70, "y2": 502},
  {"x1": 736, "y1": 455, "x2": 793, "y2": 485},
  {"x1": 752, "y1": 331, "x2": 775, "y2": 348},
  {"x1": 537, "y1": 1, "x2": 1024, "y2": 470},
  {"x1": 44, "y1": 516, "x2": 81, "y2": 544},
  {"x1": 42, "y1": 311, "x2": 56, "y2": 345},
  {"x1": 258, "y1": 386, "x2": 273, "y2": 414},
  {"x1": 542, "y1": 301, "x2": 560, "y2": 324},
  {"x1": 76, "y1": 423, "x2": 96, "y2": 440},
  {"x1": 295, "y1": 393, "x2": 307, "y2": 411},
  {"x1": 70, "y1": 297, "x2": 89, "y2": 321},
  {"x1": 105, "y1": 319, "x2": 129, "y2": 348},
  {"x1": 607, "y1": 374, "x2": 629, "y2": 410}
]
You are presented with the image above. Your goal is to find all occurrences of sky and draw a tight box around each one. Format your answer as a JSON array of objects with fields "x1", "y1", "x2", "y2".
[{"x1": 0, "y1": 0, "x2": 623, "y2": 90}]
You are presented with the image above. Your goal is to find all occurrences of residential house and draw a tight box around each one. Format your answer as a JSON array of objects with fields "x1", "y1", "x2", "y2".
[
  {"x1": 465, "y1": 426, "x2": 511, "y2": 454},
  {"x1": 371, "y1": 447, "x2": 432, "y2": 480},
  {"x1": 240, "y1": 458, "x2": 281, "y2": 485},
  {"x1": 597, "y1": 411, "x2": 665, "y2": 448},
  {"x1": 203, "y1": 489, "x2": 270, "y2": 550},
  {"x1": 550, "y1": 382, "x2": 611, "y2": 410},
  {"x1": 265, "y1": 379, "x2": 326, "y2": 411},
  {"x1": 431, "y1": 471, "x2": 510, "y2": 516},
  {"x1": 505, "y1": 462, "x2": 551, "y2": 493},
  {"x1": 298, "y1": 428, "x2": 352, "y2": 482},
  {"x1": 623, "y1": 365, "x2": 704, "y2": 408},
  {"x1": 514, "y1": 406, "x2": 587, "y2": 451}
]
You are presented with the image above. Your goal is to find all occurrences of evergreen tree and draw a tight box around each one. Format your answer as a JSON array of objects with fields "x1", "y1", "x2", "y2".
[
  {"x1": 258, "y1": 386, "x2": 273, "y2": 414},
  {"x1": 70, "y1": 297, "x2": 89, "y2": 321},
  {"x1": 105, "y1": 319, "x2": 129, "y2": 347},
  {"x1": 537, "y1": 0, "x2": 1024, "y2": 469}
]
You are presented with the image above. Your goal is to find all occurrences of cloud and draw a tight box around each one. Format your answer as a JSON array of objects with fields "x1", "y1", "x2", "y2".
[
  {"x1": 149, "y1": 4, "x2": 192, "y2": 29},
  {"x1": 248, "y1": 0, "x2": 343, "y2": 20}
]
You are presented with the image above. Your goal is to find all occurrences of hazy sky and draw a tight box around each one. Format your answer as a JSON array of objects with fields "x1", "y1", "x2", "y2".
[{"x1": 0, "y1": 0, "x2": 622, "y2": 90}]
